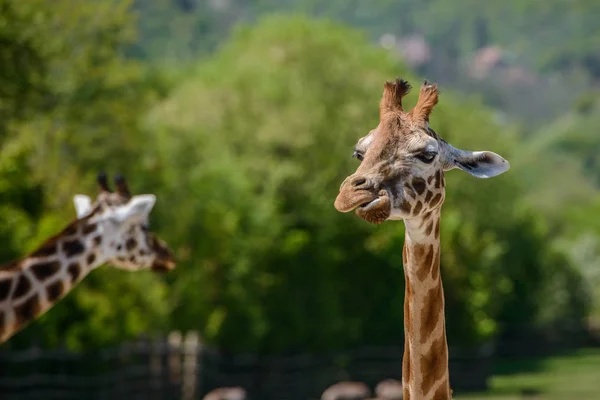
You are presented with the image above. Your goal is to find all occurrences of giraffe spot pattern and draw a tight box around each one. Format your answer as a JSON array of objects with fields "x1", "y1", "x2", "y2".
[
  {"x1": 424, "y1": 190, "x2": 433, "y2": 203},
  {"x1": 403, "y1": 342, "x2": 412, "y2": 387},
  {"x1": 31, "y1": 243, "x2": 57, "y2": 258},
  {"x1": 412, "y1": 177, "x2": 427, "y2": 195},
  {"x1": 13, "y1": 275, "x2": 31, "y2": 299},
  {"x1": 412, "y1": 244, "x2": 426, "y2": 261},
  {"x1": 419, "y1": 334, "x2": 448, "y2": 394},
  {"x1": 424, "y1": 220, "x2": 435, "y2": 236},
  {"x1": 434, "y1": 170, "x2": 442, "y2": 189},
  {"x1": 87, "y1": 253, "x2": 96, "y2": 266},
  {"x1": 431, "y1": 249, "x2": 440, "y2": 281},
  {"x1": 412, "y1": 201, "x2": 423, "y2": 216},
  {"x1": 419, "y1": 211, "x2": 432, "y2": 229},
  {"x1": 404, "y1": 184, "x2": 416, "y2": 199},
  {"x1": 126, "y1": 238, "x2": 137, "y2": 251},
  {"x1": 420, "y1": 281, "x2": 443, "y2": 343},
  {"x1": 82, "y1": 223, "x2": 97, "y2": 235},
  {"x1": 67, "y1": 263, "x2": 81, "y2": 283},
  {"x1": 0, "y1": 279, "x2": 12, "y2": 302},
  {"x1": 46, "y1": 280, "x2": 65, "y2": 302},
  {"x1": 417, "y1": 245, "x2": 435, "y2": 282},
  {"x1": 400, "y1": 200, "x2": 412, "y2": 214},
  {"x1": 62, "y1": 239, "x2": 85, "y2": 257},
  {"x1": 429, "y1": 193, "x2": 442, "y2": 209},
  {"x1": 14, "y1": 295, "x2": 41, "y2": 328},
  {"x1": 63, "y1": 224, "x2": 78, "y2": 236},
  {"x1": 30, "y1": 261, "x2": 61, "y2": 282},
  {"x1": 432, "y1": 383, "x2": 450, "y2": 399},
  {"x1": 93, "y1": 236, "x2": 102, "y2": 247}
]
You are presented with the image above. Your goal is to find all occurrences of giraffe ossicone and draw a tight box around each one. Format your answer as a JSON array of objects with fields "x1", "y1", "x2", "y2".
[
  {"x1": 0, "y1": 173, "x2": 175, "y2": 344},
  {"x1": 334, "y1": 79, "x2": 509, "y2": 399}
]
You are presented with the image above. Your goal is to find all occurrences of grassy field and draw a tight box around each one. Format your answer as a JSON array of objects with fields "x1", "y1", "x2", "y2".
[{"x1": 454, "y1": 348, "x2": 600, "y2": 400}]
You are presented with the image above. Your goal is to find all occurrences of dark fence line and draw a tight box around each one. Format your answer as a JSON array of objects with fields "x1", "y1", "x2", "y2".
[{"x1": 0, "y1": 331, "x2": 494, "y2": 400}]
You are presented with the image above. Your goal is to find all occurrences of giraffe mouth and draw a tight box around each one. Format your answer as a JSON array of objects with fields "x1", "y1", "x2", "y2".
[{"x1": 355, "y1": 190, "x2": 391, "y2": 224}]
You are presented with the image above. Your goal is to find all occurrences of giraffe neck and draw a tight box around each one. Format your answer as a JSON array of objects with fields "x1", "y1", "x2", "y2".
[
  {"x1": 0, "y1": 219, "x2": 106, "y2": 343},
  {"x1": 401, "y1": 210, "x2": 451, "y2": 400}
]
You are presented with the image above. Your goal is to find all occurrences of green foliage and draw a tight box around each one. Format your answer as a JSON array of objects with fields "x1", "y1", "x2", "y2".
[
  {"x1": 144, "y1": 15, "x2": 587, "y2": 352},
  {"x1": 0, "y1": 0, "x2": 171, "y2": 350},
  {"x1": 0, "y1": 1, "x2": 593, "y2": 354}
]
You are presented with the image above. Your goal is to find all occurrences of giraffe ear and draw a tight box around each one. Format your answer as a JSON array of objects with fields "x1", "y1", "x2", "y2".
[
  {"x1": 442, "y1": 145, "x2": 510, "y2": 178},
  {"x1": 112, "y1": 194, "x2": 157, "y2": 223},
  {"x1": 73, "y1": 195, "x2": 93, "y2": 218}
]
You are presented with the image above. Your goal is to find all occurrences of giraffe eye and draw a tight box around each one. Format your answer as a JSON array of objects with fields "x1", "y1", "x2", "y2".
[
  {"x1": 417, "y1": 151, "x2": 437, "y2": 164},
  {"x1": 352, "y1": 150, "x2": 364, "y2": 162}
]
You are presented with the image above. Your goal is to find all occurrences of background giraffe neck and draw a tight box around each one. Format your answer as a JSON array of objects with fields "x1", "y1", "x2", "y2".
[
  {"x1": 402, "y1": 210, "x2": 452, "y2": 400},
  {"x1": 0, "y1": 220, "x2": 105, "y2": 343}
]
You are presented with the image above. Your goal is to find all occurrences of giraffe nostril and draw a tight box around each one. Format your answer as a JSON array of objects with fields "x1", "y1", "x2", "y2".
[{"x1": 351, "y1": 176, "x2": 367, "y2": 188}]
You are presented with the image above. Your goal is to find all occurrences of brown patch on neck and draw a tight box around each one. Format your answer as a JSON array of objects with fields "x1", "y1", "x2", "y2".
[
  {"x1": 31, "y1": 242, "x2": 58, "y2": 258},
  {"x1": 0, "y1": 279, "x2": 12, "y2": 301},
  {"x1": 62, "y1": 239, "x2": 85, "y2": 257},
  {"x1": 416, "y1": 245, "x2": 435, "y2": 281},
  {"x1": 424, "y1": 219, "x2": 435, "y2": 236},
  {"x1": 30, "y1": 261, "x2": 61, "y2": 282},
  {"x1": 419, "y1": 279, "x2": 443, "y2": 343},
  {"x1": 82, "y1": 222, "x2": 97, "y2": 235},
  {"x1": 46, "y1": 280, "x2": 65, "y2": 302},
  {"x1": 14, "y1": 295, "x2": 41, "y2": 328},
  {"x1": 67, "y1": 262, "x2": 82, "y2": 283},
  {"x1": 12, "y1": 275, "x2": 31, "y2": 299},
  {"x1": 432, "y1": 382, "x2": 451, "y2": 399},
  {"x1": 420, "y1": 333, "x2": 448, "y2": 395}
]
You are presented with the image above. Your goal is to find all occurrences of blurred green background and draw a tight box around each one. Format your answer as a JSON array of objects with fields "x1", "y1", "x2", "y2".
[{"x1": 1, "y1": 0, "x2": 600, "y2": 397}]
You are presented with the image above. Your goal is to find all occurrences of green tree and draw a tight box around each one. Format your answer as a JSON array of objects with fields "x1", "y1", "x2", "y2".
[
  {"x1": 146, "y1": 15, "x2": 587, "y2": 352},
  {"x1": 0, "y1": 0, "x2": 171, "y2": 350}
]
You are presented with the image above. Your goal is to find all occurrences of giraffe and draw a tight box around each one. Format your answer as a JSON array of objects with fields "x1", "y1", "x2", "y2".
[
  {"x1": 333, "y1": 79, "x2": 509, "y2": 399},
  {"x1": 0, "y1": 173, "x2": 176, "y2": 344}
]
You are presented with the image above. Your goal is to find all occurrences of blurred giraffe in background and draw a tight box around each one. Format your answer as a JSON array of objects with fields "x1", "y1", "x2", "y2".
[{"x1": 0, "y1": 173, "x2": 175, "y2": 343}]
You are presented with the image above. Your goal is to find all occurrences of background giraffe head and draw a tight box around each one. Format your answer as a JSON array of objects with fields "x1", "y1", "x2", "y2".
[
  {"x1": 334, "y1": 78, "x2": 510, "y2": 224},
  {"x1": 72, "y1": 173, "x2": 176, "y2": 272}
]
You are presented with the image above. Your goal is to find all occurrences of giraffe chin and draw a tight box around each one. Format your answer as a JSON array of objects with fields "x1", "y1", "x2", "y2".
[{"x1": 355, "y1": 191, "x2": 391, "y2": 224}]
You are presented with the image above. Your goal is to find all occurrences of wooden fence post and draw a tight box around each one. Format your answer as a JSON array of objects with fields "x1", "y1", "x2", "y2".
[
  {"x1": 168, "y1": 331, "x2": 183, "y2": 385},
  {"x1": 182, "y1": 331, "x2": 201, "y2": 400}
]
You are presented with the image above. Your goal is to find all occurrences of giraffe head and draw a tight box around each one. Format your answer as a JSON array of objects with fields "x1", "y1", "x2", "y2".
[
  {"x1": 334, "y1": 78, "x2": 509, "y2": 224},
  {"x1": 72, "y1": 173, "x2": 176, "y2": 272}
]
